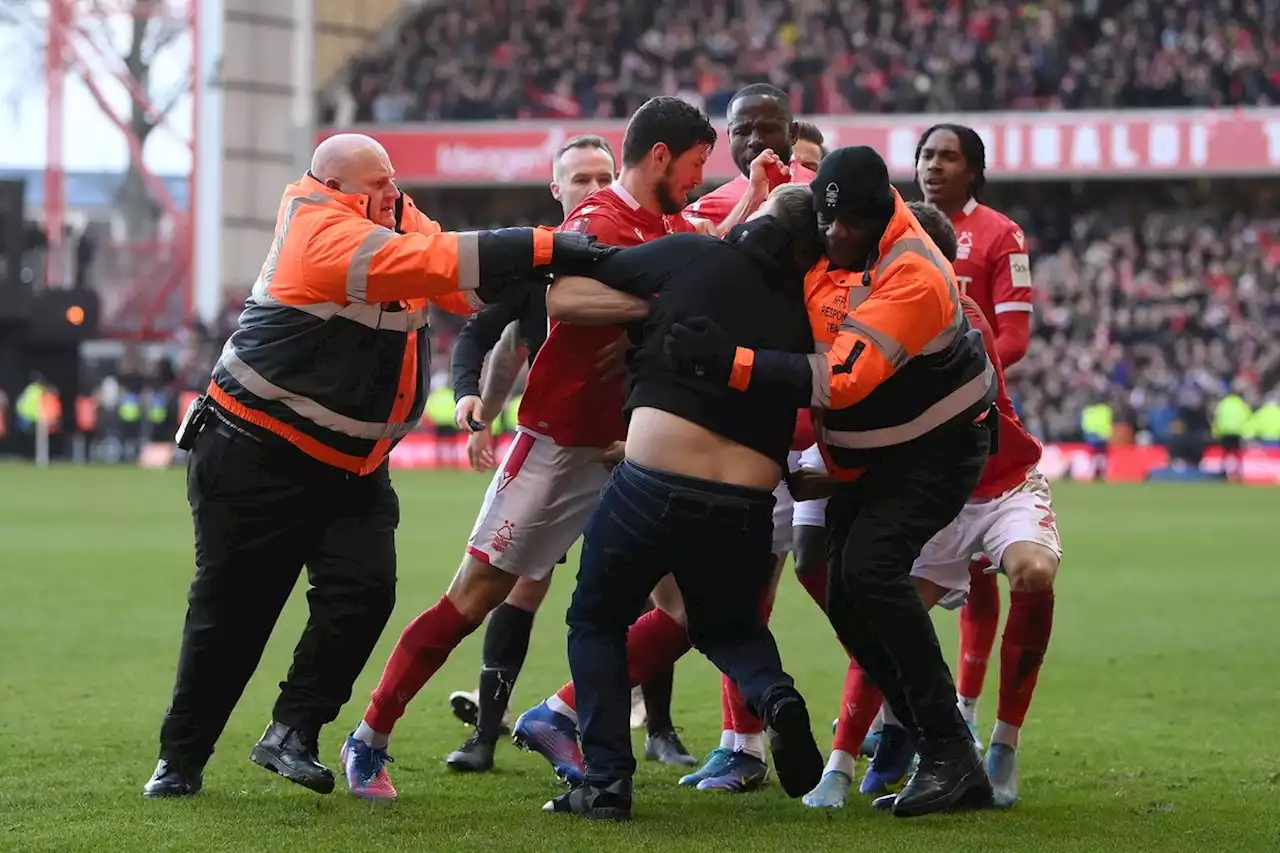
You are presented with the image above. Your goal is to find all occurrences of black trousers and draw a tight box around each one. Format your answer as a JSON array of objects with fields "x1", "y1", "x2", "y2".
[
  {"x1": 158, "y1": 418, "x2": 399, "y2": 767},
  {"x1": 824, "y1": 419, "x2": 990, "y2": 746},
  {"x1": 566, "y1": 460, "x2": 792, "y2": 783}
]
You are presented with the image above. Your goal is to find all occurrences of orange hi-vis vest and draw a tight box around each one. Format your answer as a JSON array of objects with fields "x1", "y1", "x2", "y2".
[
  {"x1": 803, "y1": 189, "x2": 995, "y2": 478},
  {"x1": 209, "y1": 174, "x2": 554, "y2": 475}
]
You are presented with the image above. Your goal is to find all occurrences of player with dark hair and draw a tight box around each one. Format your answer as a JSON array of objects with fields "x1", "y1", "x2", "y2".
[
  {"x1": 338, "y1": 98, "x2": 714, "y2": 801},
  {"x1": 916, "y1": 124, "x2": 1056, "y2": 787},
  {"x1": 807, "y1": 200, "x2": 1060, "y2": 810},
  {"x1": 793, "y1": 121, "x2": 827, "y2": 172}
]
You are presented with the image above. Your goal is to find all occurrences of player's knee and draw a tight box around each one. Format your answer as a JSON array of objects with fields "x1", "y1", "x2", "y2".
[
  {"x1": 1005, "y1": 553, "x2": 1058, "y2": 593},
  {"x1": 448, "y1": 554, "x2": 519, "y2": 622}
]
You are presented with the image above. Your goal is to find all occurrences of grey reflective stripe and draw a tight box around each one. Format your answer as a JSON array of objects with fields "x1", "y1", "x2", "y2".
[
  {"x1": 455, "y1": 231, "x2": 481, "y2": 291},
  {"x1": 217, "y1": 341, "x2": 417, "y2": 441},
  {"x1": 807, "y1": 353, "x2": 831, "y2": 407},
  {"x1": 258, "y1": 192, "x2": 332, "y2": 292},
  {"x1": 247, "y1": 289, "x2": 428, "y2": 332},
  {"x1": 346, "y1": 227, "x2": 397, "y2": 303},
  {"x1": 841, "y1": 314, "x2": 908, "y2": 370},
  {"x1": 821, "y1": 359, "x2": 994, "y2": 449},
  {"x1": 873, "y1": 235, "x2": 964, "y2": 356}
]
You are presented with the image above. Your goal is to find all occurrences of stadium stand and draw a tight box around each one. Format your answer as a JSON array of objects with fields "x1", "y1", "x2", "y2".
[{"x1": 320, "y1": 0, "x2": 1280, "y2": 122}]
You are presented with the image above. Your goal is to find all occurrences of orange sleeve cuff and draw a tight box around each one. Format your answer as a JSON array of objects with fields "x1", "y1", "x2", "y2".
[
  {"x1": 533, "y1": 227, "x2": 555, "y2": 267},
  {"x1": 728, "y1": 346, "x2": 755, "y2": 391}
]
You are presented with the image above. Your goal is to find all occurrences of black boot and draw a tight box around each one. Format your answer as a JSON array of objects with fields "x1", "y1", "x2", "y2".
[
  {"x1": 542, "y1": 778, "x2": 633, "y2": 822},
  {"x1": 888, "y1": 738, "x2": 992, "y2": 818},
  {"x1": 759, "y1": 683, "x2": 824, "y2": 799},
  {"x1": 249, "y1": 722, "x2": 334, "y2": 794},
  {"x1": 142, "y1": 759, "x2": 203, "y2": 798}
]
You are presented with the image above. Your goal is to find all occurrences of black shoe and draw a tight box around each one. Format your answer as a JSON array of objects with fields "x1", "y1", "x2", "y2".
[
  {"x1": 542, "y1": 778, "x2": 633, "y2": 822},
  {"x1": 759, "y1": 683, "x2": 824, "y2": 799},
  {"x1": 446, "y1": 731, "x2": 496, "y2": 773},
  {"x1": 890, "y1": 739, "x2": 993, "y2": 818},
  {"x1": 643, "y1": 729, "x2": 697, "y2": 767},
  {"x1": 142, "y1": 759, "x2": 203, "y2": 798},
  {"x1": 249, "y1": 722, "x2": 335, "y2": 794}
]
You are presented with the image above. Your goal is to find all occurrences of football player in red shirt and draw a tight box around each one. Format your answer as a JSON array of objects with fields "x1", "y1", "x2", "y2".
[
  {"x1": 915, "y1": 124, "x2": 1053, "y2": 765},
  {"x1": 804, "y1": 201, "x2": 1059, "y2": 810},
  {"x1": 338, "y1": 97, "x2": 715, "y2": 801}
]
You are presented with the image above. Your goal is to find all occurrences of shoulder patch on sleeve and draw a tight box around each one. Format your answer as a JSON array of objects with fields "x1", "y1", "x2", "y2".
[{"x1": 1008, "y1": 253, "x2": 1032, "y2": 289}]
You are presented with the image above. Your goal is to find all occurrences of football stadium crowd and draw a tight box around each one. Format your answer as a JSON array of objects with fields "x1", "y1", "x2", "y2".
[{"x1": 322, "y1": 0, "x2": 1280, "y2": 124}]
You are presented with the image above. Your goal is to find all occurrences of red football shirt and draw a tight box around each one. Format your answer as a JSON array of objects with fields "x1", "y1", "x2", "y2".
[
  {"x1": 949, "y1": 198, "x2": 1033, "y2": 361},
  {"x1": 684, "y1": 161, "x2": 817, "y2": 227},
  {"x1": 961, "y1": 295, "x2": 1042, "y2": 499},
  {"x1": 517, "y1": 183, "x2": 695, "y2": 448}
]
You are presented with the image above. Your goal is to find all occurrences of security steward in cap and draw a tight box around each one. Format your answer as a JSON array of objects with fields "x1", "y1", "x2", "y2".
[
  {"x1": 663, "y1": 146, "x2": 997, "y2": 817},
  {"x1": 144, "y1": 133, "x2": 613, "y2": 799}
]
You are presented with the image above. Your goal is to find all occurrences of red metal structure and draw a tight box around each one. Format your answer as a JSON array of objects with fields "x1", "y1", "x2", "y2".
[{"x1": 43, "y1": 0, "x2": 198, "y2": 339}]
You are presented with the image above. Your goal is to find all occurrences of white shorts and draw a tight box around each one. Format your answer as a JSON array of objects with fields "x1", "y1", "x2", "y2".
[
  {"x1": 771, "y1": 450, "x2": 801, "y2": 554},
  {"x1": 467, "y1": 428, "x2": 609, "y2": 580},
  {"x1": 912, "y1": 469, "x2": 1062, "y2": 608},
  {"x1": 792, "y1": 443, "x2": 828, "y2": 528}
]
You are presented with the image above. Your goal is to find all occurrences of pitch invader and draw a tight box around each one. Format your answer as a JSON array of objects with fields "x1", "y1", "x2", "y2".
[
  {"x1": 676, "y1": 83, "x2": 823, "y2": 794},
  {"x1": 337, "y1": 97, "x2": 716, "y2": 801},
  {"x1": 805, "y1": 201, "x2": 1058, "y2": 810}
]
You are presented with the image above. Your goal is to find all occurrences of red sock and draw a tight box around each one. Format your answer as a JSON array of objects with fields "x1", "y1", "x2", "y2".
[
  {"x1": 554, "y1": 608, "x2": 691, "y2": 712},
  {"x1": 957, "y1": 560, "x2": 1001, "y2": 700},
  {"x1": 795, "y1": 562, "x2": 828, "y2": 610},
  {"x1": 364, "y1": 596, "x2": 478, "y2": 733},
  {"x1": 997, "y1": 590, "x2": 1054, "y2": 728},
  {"x1": 832, "y1": 657, "x2": 883, "y2": 756},
  {"x1": 726, "y1": 596, "x2": 774, "y2": 735},
  {"x1": 720, "y1": 674, "x2": 734, "y2": 731}
]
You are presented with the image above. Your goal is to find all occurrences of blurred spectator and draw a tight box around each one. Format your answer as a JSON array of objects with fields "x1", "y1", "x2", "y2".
[{"x1": 321, "y1": 0, "x2": 1280, "y2": 123}]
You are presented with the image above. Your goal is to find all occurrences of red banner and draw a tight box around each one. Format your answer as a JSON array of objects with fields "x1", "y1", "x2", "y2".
[
  {"x1": 390, "y1": 434, "x2": 1280, "y2": 485},
  {"x1": 321, "y1": 108, "x2": 1280, "y2": 185}
]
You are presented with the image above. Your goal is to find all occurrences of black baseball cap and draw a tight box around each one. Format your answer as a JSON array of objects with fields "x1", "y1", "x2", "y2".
[{"x1": 810, "y1": 145, "x2": 896, "y2": 223}]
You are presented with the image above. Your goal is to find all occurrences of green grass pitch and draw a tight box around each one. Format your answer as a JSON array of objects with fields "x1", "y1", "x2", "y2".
[{"x1": 1, "y1": 465, "x2": 1278, "y2": 852}]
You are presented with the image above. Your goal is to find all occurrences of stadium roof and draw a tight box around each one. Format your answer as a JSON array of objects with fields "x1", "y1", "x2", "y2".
[{"x1": 0, "y1": 168, "x2": 190, "y2": 212}]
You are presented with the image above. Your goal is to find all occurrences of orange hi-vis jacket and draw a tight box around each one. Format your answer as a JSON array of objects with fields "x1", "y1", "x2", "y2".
[
  {"x1": 803, "y1": 190, "x2": 995, "y2": 478},
  {"x1": 209, "y1": 173, "x2": 554, "y2": 475}
]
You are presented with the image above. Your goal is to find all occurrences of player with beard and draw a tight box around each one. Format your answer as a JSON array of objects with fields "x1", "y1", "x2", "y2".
[
  {"x1": 674, "y1": 83, "x2": 825, "y2": 794},
  {"x1": 805, "y1": 201, "x2": 1058, "y2": 810},
  {"x1": 916, "y1": 125, "x2": 1051, "y2": 769},
  {"x1": 338, "y1": 97, "x2": 714, "y2": 801},
  {"x1": 444, "y1": 135, "x2": 688, "y2": 772}
]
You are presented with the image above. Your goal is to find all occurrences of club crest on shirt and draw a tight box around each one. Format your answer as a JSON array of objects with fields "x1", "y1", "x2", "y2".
[{"x1": 955, "y1": 230, "x2": 973, "y2": 261}]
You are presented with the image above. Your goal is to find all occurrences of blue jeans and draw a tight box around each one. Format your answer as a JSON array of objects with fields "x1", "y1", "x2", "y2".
[{"x1": 566, "y1": 460, "x2": 793, "y2": 783}]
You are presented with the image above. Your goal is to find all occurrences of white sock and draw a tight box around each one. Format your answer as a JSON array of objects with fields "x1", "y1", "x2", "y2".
[
  {"x1": 546, "y1": 694, "x2": 578, "y2": 725},
  {"x1": 991, "y1": 720, "x2": 1019, "y2": 749},
  {"x1": 825, "y1": 749, "x2": 855, "y2": 778},
  {"x1": 868, "y1": 706, "x2": 885, "y2": 734},
  {"x1": 354, "y1": 720, "x2": 390, "y2": 749},
  {"x1": 735, "y1": 732, "x2": 766, "y2": 761},
  {"x1": 880, "y1": 703, "x2": 901, "y2": 729},
  {"x1": 958, "y1": 695, "x2": 979, "y2": 724},
  {"x1": 719, "y1": 729, "x2": 735, "y2": 750}
]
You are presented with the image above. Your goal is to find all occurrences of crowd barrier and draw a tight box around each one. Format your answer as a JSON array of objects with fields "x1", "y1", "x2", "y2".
[{"x1": 387, "y1": 434, "x2": 1280, "y2": 485}]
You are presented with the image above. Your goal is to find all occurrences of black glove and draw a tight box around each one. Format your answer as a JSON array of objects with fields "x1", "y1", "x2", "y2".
[
  {"x1": 661, "y1": 316, "x2": 737, "y2": 385},
  {"x1": 547, "y1": 232, "x2": 620, "y2": 277}
]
